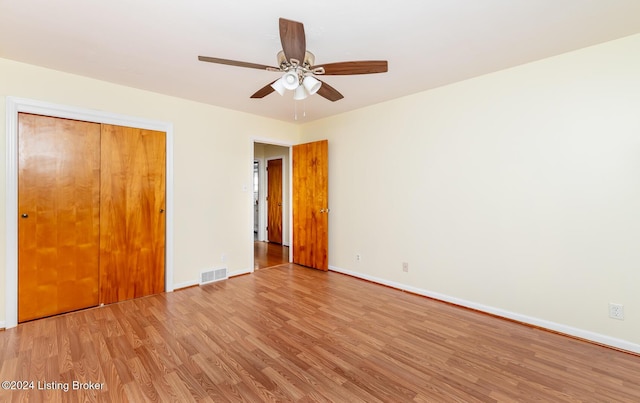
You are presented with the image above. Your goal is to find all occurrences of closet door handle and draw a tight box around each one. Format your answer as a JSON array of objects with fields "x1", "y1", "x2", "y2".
[
  {"x1": 21, "y1": 213, "x2": 29, "y2": 218},
  {"x1": 160, "y1": 209, "x2": 165, "y2": 213}
]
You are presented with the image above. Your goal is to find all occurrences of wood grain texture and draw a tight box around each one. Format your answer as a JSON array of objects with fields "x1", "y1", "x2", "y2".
[
  {"x1": 314, "y1": 60, "x2": 388, "y2": 75},
  {"x1": 316, "y1": 80, "x2": 344, "y2": 102},
  {"x1": 250, "y1": 81, "x2": 277, "y2": 99},
  {"x1": 197, "y1": 56, "x2": 276, "y2": 71},
  {"x1": 100, "y1": 124, "x2": 166, "y2": 304},
  {"x1": 254, "y1": 242, "x2": 289, "y2": 270},
  {"x1": 267, "y1": 158, "x2": 283, "y2": 244},
  {"x1": 1, "y1": 264, "x2": 639, "y2": 402},
  {"x1": 292, "y1": 140, "x2": 329, "y2": 271},
  {"x1": 279, "y1": 18, "x2": 306, "y2": 63},
  {"x1": 18, "y1": 113, "x2": 101, "y2": 323}
]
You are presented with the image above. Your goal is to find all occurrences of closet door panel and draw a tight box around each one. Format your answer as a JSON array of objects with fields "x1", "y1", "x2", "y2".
[
  {"x1": 100, "y1": 124, "x2": 166, "y2": 304},
  {"x1": 18, "y1": 113, "x2": 101, "y2": 322}
]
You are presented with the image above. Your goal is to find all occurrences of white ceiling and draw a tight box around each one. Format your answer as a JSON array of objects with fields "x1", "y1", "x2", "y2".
[{"x1": 2, "y1": 1, "x2": 640, "y2": 123}]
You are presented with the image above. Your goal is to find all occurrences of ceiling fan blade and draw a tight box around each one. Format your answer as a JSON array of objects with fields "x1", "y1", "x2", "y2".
[
  {"x1": 279, "y1": 18, "x2": 306, "y2": 63},
  {"x1": 198, "y1": 56, "x2": 277, "y2": 71},
  {"x1": 313, "y1": 61, "x2": 388, "y2": 75},
  {"x1": 317, "y1": 80, "x2": 344, "y2": 102},
  {"x1": 250, "y1": 81, "x2": 277, "y2": 98}
]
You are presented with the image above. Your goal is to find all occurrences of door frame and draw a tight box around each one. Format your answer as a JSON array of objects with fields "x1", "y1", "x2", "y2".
[
  {"x1": 254, "y1": 157, "x2": 267, "y2": 242},
  {"x1": 5, "y1": 97, "x2": 175, "y2": 329},
  {"x1": 253, "y1": 159, "x2": 262, "y2": 241},
  {"x1": 251, "y1": 138, "x2": 293, "y2": 271}
]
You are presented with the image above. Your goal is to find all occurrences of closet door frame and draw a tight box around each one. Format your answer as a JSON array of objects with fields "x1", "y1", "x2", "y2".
[{"x1": 5, "y1": 96, "x2": 175, "y2": 329}]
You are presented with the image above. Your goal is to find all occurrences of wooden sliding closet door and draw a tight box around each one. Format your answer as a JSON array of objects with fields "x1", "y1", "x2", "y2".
[
  {"x1": 100, "y1": 125, "x2": 166, "y2": 304},
  {"x1": 18, "y1": 113, "x2": 101, "y2": 322}
]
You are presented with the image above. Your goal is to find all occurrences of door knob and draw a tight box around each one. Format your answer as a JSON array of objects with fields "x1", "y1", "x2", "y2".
[
  {"x1": 21, "y1": 213, "x2": 29, "y2": 218},
  {"x1": 160, "y1": 209, "x2": 165, "y2": 213}
]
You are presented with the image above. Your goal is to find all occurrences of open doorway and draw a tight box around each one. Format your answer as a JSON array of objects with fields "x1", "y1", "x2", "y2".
[{"x1": 253, "y1": 142, "x2": 290, "y2": 270}]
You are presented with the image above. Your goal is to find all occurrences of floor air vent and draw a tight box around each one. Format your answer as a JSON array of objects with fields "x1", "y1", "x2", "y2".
[{"x1": 200, "y1": 268, "x2": 228, "y2": 285}]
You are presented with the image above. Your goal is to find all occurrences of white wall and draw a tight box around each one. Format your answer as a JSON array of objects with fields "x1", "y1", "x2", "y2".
[
  {"x1": 301, "y1": 34, "x2": 640, "y2": 351},
  {"x1": 0, "y1": 58, "x2": 300, "y2": 324}
]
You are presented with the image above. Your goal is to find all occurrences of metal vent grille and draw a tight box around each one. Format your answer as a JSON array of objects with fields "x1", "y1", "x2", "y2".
[{"x1": 200, "y1": 268, "x2": 228, "y2": 285}]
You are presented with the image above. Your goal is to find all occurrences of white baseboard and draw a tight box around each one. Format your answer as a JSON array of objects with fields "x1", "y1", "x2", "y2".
[
  {"x1": 329, "y1": 265, "x2": 640, "y2": 355},
  {"x1": 0, "y1": 321, "x2": 5, "y2": 330},
  {"x1": 229, "y1": 268, "x2": 253, "y2": 278},
  {"x1": 173, "y1": 280, "x2": 199, "y2": 290}
]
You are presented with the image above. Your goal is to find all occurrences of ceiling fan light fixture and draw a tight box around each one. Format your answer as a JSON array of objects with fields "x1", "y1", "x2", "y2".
[
  {"x1": 282, "y1": 70, "x2": 300, "y2": 90},
  {"x1": 293, "y1": 85, "x2": 308, "y2": 100},
  {"x1": 270, "y1": 78, "x2": 287, "y2": 96},
  {"x1": 302, "y1": 75, "x2": 322, "y2": 95}
]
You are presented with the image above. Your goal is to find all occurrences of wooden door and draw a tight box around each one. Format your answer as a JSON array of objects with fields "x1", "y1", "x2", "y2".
[
  {"x1": 100, "y1": 124, "x2": 166, "y2": 304},
  {"x1": 18, "y1": 113, "x2": 101, "y2": 322},
  {"x1": 267, "y1": 158, "x2": 283, "y2": 244},
  {"x1": 292, "y1": 140, "x2": 329, "y2": 271}
]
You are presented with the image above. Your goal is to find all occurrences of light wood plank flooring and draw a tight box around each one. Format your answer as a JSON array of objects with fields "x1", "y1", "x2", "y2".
[
  {"x1": 254, "y1": 241, "x2": 289, "y2": 270},
  {"x1": 1, "y1": 264, "x2": 639, "y2": 402}
]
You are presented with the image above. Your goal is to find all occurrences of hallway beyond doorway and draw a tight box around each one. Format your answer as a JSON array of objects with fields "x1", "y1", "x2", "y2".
[{"x1": 254, "y1": 241, "x2": 289, "y2": 270}]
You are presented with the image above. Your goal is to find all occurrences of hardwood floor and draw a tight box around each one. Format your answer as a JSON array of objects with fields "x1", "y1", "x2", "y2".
[
  {"x1": 1, "y1": 264, "x2": 639, "y2": 402},
  {"x1": 254, "y1": 241, "x2": 289, "y2": 270}
]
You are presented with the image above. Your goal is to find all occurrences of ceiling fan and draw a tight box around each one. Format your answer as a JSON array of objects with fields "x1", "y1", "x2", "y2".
[{"x1": 198, "y1": 18, "x2": 388, "y2": 102}]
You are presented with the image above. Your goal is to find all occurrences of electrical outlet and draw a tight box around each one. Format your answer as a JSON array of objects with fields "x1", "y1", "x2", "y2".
[
  {"x1": 609, "y1": 303, "x2": 624, "y2": 320},
  {"x1": 355, "y1": 254, "x2": 361, "y2": 262},
  {"x1": 402, "y1": 262, "x2": 409, "y2": 272},
  {"x1": 221, "y1": 254, "x2": 227, "y2": 263}
]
